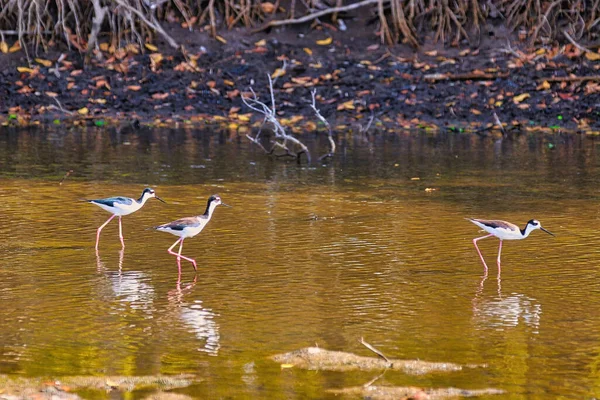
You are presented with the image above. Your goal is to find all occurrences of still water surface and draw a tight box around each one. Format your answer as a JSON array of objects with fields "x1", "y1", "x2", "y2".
[{"x1": 1, "y1": 128, "x2": 600, "y2": 398}]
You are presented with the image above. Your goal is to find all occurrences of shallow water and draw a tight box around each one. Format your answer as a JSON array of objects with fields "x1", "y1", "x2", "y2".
[{"x1": 1, "y1": 128, "x2": 600, "y2": 398}]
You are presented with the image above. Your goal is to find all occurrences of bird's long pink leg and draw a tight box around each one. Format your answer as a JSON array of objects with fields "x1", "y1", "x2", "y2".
[
  {"x1": 167, "y1": 238, "x2": 197, "y2": 271},
  {"x1": 96, "y1": 214, "x2": 116, "y2": 250},
  {"x1": 497, "y1": 240, "x2": 503, "y2": 269},
  {"x1": 118, "y1": 216, "x2": 125, "y2": 248},
  {"x1": 473, "y1": 234, "x2": 494, "y2": 271}
]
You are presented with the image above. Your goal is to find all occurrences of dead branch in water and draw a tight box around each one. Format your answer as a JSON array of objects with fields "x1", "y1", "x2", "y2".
[
  {"x1": 360, "y1": 337, "x2": 391, "y2": 365},
  {"x1": 310, "y1": 89, "x2": 336, "y2": 161},
  {"x1": 242, "y1": 75, "x2": 311, "y2": 164},
  {"x1": 271, "y1": 346, "x2": 485, "y2": 374}
]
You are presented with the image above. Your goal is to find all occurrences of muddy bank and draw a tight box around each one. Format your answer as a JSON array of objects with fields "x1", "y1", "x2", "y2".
[
  {"x1": 1, "y1": 25, "x2": 599, "y2": 133},
  {"x1": 0, "y1": 374, "x2": 196, "y2": 400}
]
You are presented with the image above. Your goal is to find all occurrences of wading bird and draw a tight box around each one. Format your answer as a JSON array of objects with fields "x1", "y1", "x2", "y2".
[
  {"x1": 87, "y1": 188, "x2": 166, "y2": 250},
  {"x1": 152, "y1": 194, "x2": 229, "y2": 274},
  {"x1": 468, "y1": 218, "x2": 554, "y2": 270}
]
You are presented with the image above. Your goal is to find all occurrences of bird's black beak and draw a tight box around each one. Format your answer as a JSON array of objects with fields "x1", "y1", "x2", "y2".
[
  {"x1": 541, "y1": 227, "x2": 555, "y2": 237},
  {"x1": 155, "y1": 196, "x2": 167, "y2": 204},
  {"x1": 221, "y1": 202, "x2": 232, "y2": 208}
]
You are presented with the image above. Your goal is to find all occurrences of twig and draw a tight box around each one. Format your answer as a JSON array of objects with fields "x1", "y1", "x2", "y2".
[
  {"x1": 49, "y1": 97, "x2": 74, "y2": 115},
  {"x1": 360, "y1": 337, "x2": 391, "y2": 365},
  {"x1": 539, "y1": 75, "x2": 600, "y2": 83},
  {"x1": 245, "y1": 133, "x2": 270, "y2": 154},
  {"x1": 363, "y1": 369, "x2": 388, "y2": 388},
  {"x1": 59, "y1": 170, "x2": 74, "y2": 186},
  {"x1": 254, "y1": 0, "x2": 380, "y2": 31},
  {"x1": 113, "y1": 0, "x2": 178, "y2": 48},
  {"x1": 358, "y1": 112, "x2": 375, "y2": 135},
  {"x1": 492, "y1": 112, "x2": 507, "y2": 137},
  {"x1": 310, "y1": 89, "x2": 335, "y2": 161},
  {"x1": 424, "y1": 72, "x2": 510, "y2": 81},
  {"x1": 562, "y1": 29, "x2": 593, "y2": 54}
]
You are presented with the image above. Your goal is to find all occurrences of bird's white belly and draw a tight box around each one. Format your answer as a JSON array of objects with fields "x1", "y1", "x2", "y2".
[
  {"x1": 160, "y1": 226, "x2": 204, "y2": 239},
  {"x1": 485, "y1": 227, "x2": 523, "y2": 240},
  {"x1": 96, "y1": 202, "x2": 140, "y2": 216}
]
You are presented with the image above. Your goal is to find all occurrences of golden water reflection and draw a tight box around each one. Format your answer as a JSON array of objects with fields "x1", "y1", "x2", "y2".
[{"x1": 1, "y1": 130, "x2": 600, "y2": 398}]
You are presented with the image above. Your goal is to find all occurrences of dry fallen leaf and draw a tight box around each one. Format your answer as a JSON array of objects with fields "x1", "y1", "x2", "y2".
[
  {"x1": 127, "y1": 85, "x2": 141, "y2": 91},
  {"x1": 513, "y1": 93, "x2": 530, "y2": 103},
  {"x1": 77, "y1": 107, "x2": 89, "y2": 115},
  {"x1": 45, "y1": 92, "x2": 58, "y2": 98},
  {"x1": 145, "y1": 43, "x2": 158, "y2": 52},
  {"x1": 16, "y1": 67, "x2": 35, "y2": 73},
  {"x1": 215, "y1": 35, "x2": 227, "y2": 44},
  {"x1": 316, "y1": 37, "x2": 333, "y2": 46},
  {"x1": 585, "y1": 52, "x2": 600, "y2": 61},
  {"x1": 9, "y1": 41, "x2": 21, "y2": 53},
  {"x1": 537, "y1": 80, "x2": 551, "y2": 90},
  {"x1": 0, "y1": 41, "x2": 8, "y2": 54},
  {"x1": 336, "y1": 100, "x2": 355, "y2": 111},
  {"x1": 271, "y1": 68, "x2": 286, "y2": 78},
  {"x1": 260, "y1": 2, "x2": 276, "y2": 13},
  {"x1": 152, "y1": 92, "x2": 169, "y2": 100},
  {"x1": 303, "y1": 47, "x2": 313, "y2": 56}
]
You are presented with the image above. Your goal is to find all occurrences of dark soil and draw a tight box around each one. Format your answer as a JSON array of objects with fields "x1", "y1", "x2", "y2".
[{"x1": 1, "y1": 22, "x2": 599, "y2": 133}]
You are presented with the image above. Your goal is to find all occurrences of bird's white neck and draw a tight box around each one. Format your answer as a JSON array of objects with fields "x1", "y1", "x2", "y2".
[
  {"x1": 521, "y1": 224, "x2": 536, "y2": 238},
  {"x1": 205, "y1": 201, "x2": 219, "y2": 218},
  {"x1": 138, "y1": 192, "x2": 152, "y2": 205}
]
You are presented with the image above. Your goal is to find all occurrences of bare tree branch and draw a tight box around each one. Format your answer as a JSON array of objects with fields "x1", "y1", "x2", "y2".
[
  {"x1": 113, "y1": 0, "x2": 178, "y2": 48},
  {"x1": 242, "y1": 75, "x2": 311, "y2": 164},
  {"x1": 254, "y1": 0, "x2": 380, "y2": 32}
]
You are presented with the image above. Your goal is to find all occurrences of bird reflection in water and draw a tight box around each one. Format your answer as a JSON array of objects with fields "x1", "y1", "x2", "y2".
[
  {"x1": 472, "y1": 270, "x2": 541, "y2": 333},
  {"x1": 167, "y1": 277, "x2": 220, "y2": 356},
  {"x1": 95, "y1": 249, "x2": 155, "y2": 313}
]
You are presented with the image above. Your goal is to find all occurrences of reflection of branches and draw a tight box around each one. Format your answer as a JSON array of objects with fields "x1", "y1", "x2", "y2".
[
  {"x1": 242, "y1": 75, "x2": 311, "y2": 164},
  {"x1": 310, "y1": 89, "x2": 336, "y2": 161}
]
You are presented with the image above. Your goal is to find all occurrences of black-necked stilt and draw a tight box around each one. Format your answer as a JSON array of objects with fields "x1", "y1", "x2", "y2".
[
  {"x1": 87, "y1": 187, "x2": 166, "y2": 250},
  {"x1": 468, "y1": 218, "x2": 554, "y2": 270},
  {"x1": 151, "y1": 194, "x2": 229, "y2": 273}
]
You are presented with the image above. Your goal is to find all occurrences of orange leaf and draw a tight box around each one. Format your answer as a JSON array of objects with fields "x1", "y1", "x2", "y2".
[
  {"x1": 260, "y1": 2, "x2": 276, "y2": 13},
  {"x1": 9, "y1": 41, "x2": 21, "y2": 53}
]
